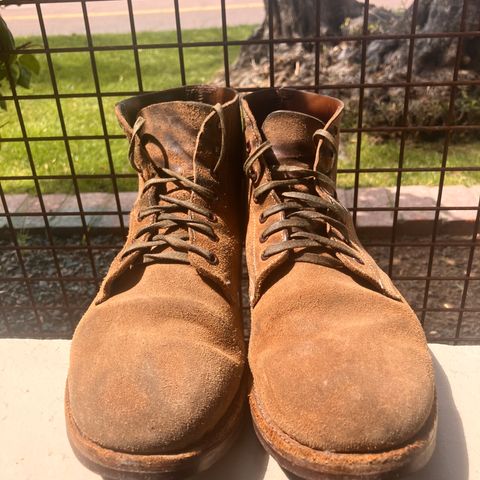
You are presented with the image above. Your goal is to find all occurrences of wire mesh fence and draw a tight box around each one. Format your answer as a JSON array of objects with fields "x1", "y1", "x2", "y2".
[{"x1": 0, "y1": 0, "x2": 479, "y2": 343}]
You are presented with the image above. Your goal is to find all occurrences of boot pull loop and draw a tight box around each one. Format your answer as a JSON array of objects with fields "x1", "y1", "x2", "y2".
[
  {"x1": 212, "y1": 103, "x2": 226, "y2": 175},
  {"x1": 128, "y1": 116, "x2": 146, "y2": 173},
  {"x1": 313, "y1": 128, "x2": 337, "y2": 175}
]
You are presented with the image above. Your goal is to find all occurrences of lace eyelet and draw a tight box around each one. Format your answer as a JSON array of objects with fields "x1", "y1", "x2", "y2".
[
  {"x1": 259, "y1": 213, "x2": 266, "y2": 224},
  {"x1": 260, "y1": 251, "x2": 269, "y2": 261},
  {"x1": 259, "y1": 233, "x2": 267, "y2": 243},
  {"x1": 207, "y1": 252, "x2": 219, "y2": 265},
  {"x1": 209, "y1": 212, "x2": 217, "y2": 222}
]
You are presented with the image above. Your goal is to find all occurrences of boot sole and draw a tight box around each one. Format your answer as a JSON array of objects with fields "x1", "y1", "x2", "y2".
[
  {"x1": 65, "y1": 376, "x2": 247, "y2": 480},
  {"x1": 250, "y1": 389, "x2": 437, "y2": 480}
]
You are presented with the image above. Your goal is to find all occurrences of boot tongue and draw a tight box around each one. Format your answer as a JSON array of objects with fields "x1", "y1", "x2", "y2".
[
  {"x1": 261, "y1": 110, "x2": 335, "y2": 263},
  {"x1": 138, "y1": 100, "x2": 214, "y2": 177},
  {"x1": 261, "y1": 110, "x2": 325, "y2": 169},
  {"x1": 133, "y1": 101, "x2": 215, "y2": 248}
]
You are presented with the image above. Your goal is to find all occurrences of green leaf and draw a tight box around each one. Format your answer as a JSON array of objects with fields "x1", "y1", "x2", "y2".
[
  {"x1": 0, "y1": 16, "x2": 16, "y2": 65},
  {"x1": 0, "y1": 62, "x2": 18, "y2": 83},
  {"x1": 8, "y1": 62, "x2": 20, "y2": 82},
  {"x1": 17, "y1": 64, "x2": 31, "y2": 89},
  {"x1": 18, "y1": 54, "x2": 40, "y2": 75}
]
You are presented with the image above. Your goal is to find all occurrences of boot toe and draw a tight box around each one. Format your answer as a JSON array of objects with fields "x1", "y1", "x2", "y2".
[
  {"x1": 250, "y1": 264, "x2": 435, "y2": 453},
  {"x1": 68, "y1": 298, "x2": 244, "y2": 454},
  {"x1": 253, "y1": 331, "x2": 434, "y2": 453}
]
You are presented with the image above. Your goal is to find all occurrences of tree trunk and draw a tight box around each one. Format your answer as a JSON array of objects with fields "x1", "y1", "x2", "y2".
[
  {"x1": 263, "y1": 0, "x2": 363, "y2": 37},
  {"x1": 232, "y1": 0, "x2": 480, "y2": 75},
  {"x1": 226, "y1": 0, "x2": 480, "y2": 130},
  {"x1": 367, "y1": 0, "x2": 480, "y2": 73},
  {"x1": 234, "y1": 0, "x2": 363, "y2": 68}
]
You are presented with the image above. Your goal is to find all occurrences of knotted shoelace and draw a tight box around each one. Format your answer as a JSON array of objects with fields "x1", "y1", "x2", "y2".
[
  {"x1": 244, "y1": 128, "x2": 363, "y2": 264},
  {"x1": 121, "y1": 104, "x2": 226, "y2": 265}
]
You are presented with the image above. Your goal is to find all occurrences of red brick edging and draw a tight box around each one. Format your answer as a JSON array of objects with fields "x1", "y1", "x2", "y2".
[{"x1": 1, "y1": 186, "x2": 479, "y2": 236}]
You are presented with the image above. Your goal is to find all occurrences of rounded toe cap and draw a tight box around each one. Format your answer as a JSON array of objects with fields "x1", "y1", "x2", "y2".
[
  {"x1": 252, "y1": 332, "x2": 435, "y2": 453},
  {"x1": 250, "y1": 263, "x2": 435, "y2": 454},
  {"x1": 68, "y1": 300, "x2": 244, "y2": 454}
]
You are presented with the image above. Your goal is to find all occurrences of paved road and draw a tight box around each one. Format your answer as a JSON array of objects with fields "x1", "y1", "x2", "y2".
[{"x1": 2, "y1": 0, "x2": 411, "y2": 37}]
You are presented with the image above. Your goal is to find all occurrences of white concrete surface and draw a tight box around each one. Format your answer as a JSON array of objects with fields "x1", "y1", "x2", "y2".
[{"x1": 0, "y1": 340, "x2": 478, "y2": 480}]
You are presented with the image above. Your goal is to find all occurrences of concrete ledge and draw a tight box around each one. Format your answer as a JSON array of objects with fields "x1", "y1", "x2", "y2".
[
  {"x1": 0, "y1": 186, "x2": 479, "y2": 236},
  {"x1": 0, "y1": 340, "x2": 479, "y2": 480}
]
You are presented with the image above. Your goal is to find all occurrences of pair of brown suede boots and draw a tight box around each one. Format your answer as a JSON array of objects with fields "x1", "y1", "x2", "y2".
[{"x1": 65, "y1": 86, "x2": 437, "y2": 480}]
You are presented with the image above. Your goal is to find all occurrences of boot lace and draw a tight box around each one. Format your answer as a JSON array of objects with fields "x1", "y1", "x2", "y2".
[
  {"x1": 244, "y1": 128, "x2": 363, "y2": 264},
  {"x1": 121, "y1": 104, "x2": 226, "y2": 265}
]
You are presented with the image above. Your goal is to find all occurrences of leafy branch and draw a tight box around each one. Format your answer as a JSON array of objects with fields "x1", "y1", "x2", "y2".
[{"x1": 1, "y1": 14, "x2": 40, "y2": 111}]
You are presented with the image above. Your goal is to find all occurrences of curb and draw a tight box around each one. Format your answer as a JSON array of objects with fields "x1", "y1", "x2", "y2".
[{"x1": 1, "y1": 186, "x2": 479, "y2": 237}]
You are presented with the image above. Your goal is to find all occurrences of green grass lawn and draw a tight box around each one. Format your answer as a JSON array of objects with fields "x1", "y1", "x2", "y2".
[
  {"x1": 0, "y1": 27, "x2": 254, "y2": 194},
  {"x1": 1, "y1": 26, "x2": 479, "y2": 194},
  {"x1": 340, "y1": 135, "x2": 480, "y2": 189}
]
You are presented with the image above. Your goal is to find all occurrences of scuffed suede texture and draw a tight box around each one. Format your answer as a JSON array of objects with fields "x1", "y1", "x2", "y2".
[
  {"x1": 67, "y1": 85, "x2": 245, "y2": 455},
  {"x1": 242, "y1": 88, "x2": 436, "y2": 454},
  {"x1": 250, "y1": 263, "x2": 434, "y2": 453},
  {"x1": 69, "y1": 264, "x2": 244, "y2": 454}
]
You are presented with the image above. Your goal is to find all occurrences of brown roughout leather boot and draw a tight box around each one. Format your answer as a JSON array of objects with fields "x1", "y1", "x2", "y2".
[
  {"x1": 242, "y1": 88, "x2": 437, "y2": 480},
  {"x1": 65, "y1": 86, "x2": 247, "y2": 480}
]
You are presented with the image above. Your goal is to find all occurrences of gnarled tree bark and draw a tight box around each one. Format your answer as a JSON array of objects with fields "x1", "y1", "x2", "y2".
[
  {"x1": 367, "y1": 0, "x2": 480, "y2": 73},
  {"x1": 234, "y1": 0, "x2": 364, "y2": 68},
  {"x1": 227, "y1": 0, "x2": 480, "y2": 130}
]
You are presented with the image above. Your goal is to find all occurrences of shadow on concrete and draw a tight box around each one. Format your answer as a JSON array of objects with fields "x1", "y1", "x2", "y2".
[{"x1": 190, "y1": 412, "x2": 269, "y2": 480}]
